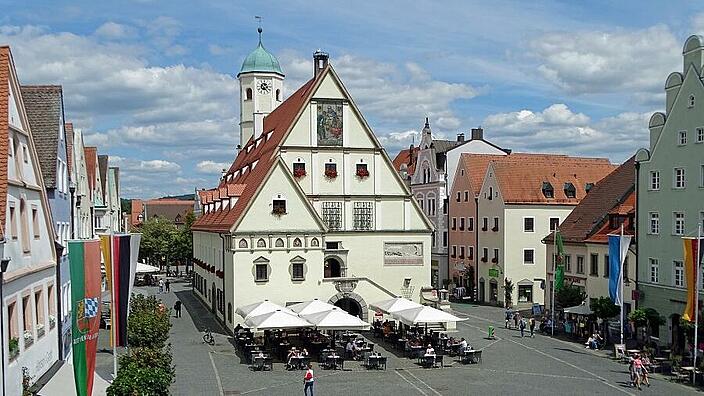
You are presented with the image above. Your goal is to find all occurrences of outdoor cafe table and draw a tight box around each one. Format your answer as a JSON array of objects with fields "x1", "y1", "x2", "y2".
[
  {"x1": 409, "y1": 345, "x2": 424, "y2": 358},
  {"x1": 287, "y1": 356, "x2": 311, "y2": 370},
  {"x1": 418, "y1": 354, "x2": 442, "y2": 368},
  {"x1": 459, "y1": 349, "x2": 482, "y2": 364},
  {"x1": 396, "y1": 338, "x2": 407, "y2": 350},
  {"x1": 366, "y1": 354, "x2": 387, "y2": 370},
  {"x1": 323, "y1": 354, "x2": 344, "y2": 370},
  {"x1": 250, "y1": 354, "x2": 273, "y2": 371}
]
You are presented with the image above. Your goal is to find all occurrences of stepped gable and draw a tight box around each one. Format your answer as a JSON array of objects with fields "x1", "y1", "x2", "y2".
[
  {"x1": 20, "y1": 85, "x2": 63, "y2": 188},
  {"x1": 544, "y1": 156, "x2": 635, "y2": 244},
  {"x1": 192, "y1": 70, "x2": 322, "y2": 232},
  {"x1": 490, "y1": 154, "x2": 616, "y2": 204}
]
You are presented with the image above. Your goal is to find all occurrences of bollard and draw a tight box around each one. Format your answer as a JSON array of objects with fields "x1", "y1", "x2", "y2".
[{"x1": 488, "y1": 325, "x2": 495, "y2": 339}]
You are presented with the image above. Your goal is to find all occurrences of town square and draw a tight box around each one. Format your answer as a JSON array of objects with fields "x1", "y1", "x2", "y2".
[{"x1": 1, "y1": 1, "x2": 704, "y2": 395}]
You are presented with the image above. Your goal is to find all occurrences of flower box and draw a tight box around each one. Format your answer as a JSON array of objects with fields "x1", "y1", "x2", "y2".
[
  {"x1": 272, "y1": 206, "x2": 287, "y2": 216},
  {"x1": 23, "y1": 330, "x2": 34, "y2": 346},
  {"x1": 9, "y1": 337, "x2": 19, "y2": 360},
  {"x1": 293, "y1": 168, "x2": 307, "y2": 178},
  {"x1": 36, "y1": 323, "x2": 45, "y2": 338},
  {"x1": 49, "y1": 315, "x2": 56, "y2": 329},
  {"x1": 356, "y1": 167, "x2": 370, "y2": 178},
  {"x1": 324, "y1": 168, "x2": 338, "y2": 179}
]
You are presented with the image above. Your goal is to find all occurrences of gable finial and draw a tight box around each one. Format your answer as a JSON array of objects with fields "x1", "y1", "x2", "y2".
[{"x1": 424, "y1": 117, "x2": 430, "y2": 129}]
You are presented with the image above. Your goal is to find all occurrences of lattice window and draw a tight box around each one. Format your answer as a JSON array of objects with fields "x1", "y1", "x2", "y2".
[
  {"x1": 322, "y1": 202, "x2": 342, "y2": 231},
  {"x1": 353, "y1": 202, "x2": 374, "y2": 231}
]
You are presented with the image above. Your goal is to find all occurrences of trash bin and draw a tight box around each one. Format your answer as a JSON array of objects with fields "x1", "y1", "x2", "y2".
[{"x1": 488, "y1": 325, "x2": 495, "y2": 339}]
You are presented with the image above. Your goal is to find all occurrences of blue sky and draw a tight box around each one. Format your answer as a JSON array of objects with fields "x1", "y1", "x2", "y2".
[{"x1": 1, "y1": 0, "x2": 702, "y2": 198}]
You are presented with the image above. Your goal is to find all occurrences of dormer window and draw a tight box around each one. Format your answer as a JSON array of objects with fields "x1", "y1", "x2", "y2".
[
  {"x1": 564, "y1": 182, "x2": 576, "y2": 199},
  {"x1": 542, "y1": 182, "x2": 554, "y2": 198},
  {"x1": 689, "y1": 94, "x2": 695, "y2": 108},
  {"x1": 585, "y1": 183, "x2": 594, "y2": 193},
  {"x1": 272, "y1": 198, "x2": 287, "y2": 216}
]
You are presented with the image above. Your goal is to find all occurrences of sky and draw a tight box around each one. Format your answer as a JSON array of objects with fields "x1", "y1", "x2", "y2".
[{"x1": 1, "y1": 0, "x2": 703, "y2": 198}]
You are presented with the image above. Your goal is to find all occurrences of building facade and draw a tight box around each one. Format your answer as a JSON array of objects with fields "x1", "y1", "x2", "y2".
[
  {"x1": 192, "y1": 33, "x2": 432, "y2": 330},
  {"x1": 21, "y1": 85, "x2": 74, "y2": 361},
  {"x1": 393, "y1": 126, "x2": 507, "y2": 288},
  {"x1": 68, "y1": 124, "x2": 93, "y2": 239},
  {"x1": 476, "y1": 155, "x2": 614, "y2": 308},
  {"x1": 544, "y1": 158, "x2": 636, "y2": 314},
  {"x1": 0, "y1": 46, "x2": 59, "y2": 396},
  {"x1": 636, "y1": 35, "x2": 704, "y2": 350}
]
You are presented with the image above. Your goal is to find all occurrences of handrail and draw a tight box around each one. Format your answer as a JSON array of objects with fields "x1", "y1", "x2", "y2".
[{"x1": 322, "y1": 276, "x2": 398, "y2": 298}]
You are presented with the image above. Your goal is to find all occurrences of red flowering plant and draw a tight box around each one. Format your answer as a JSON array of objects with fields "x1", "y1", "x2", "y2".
[
  {"x1": 356, "y1": 166, "x2": 370, "y2": 178},
  {"x1": 293, "y1": 167, "x2": 307, "y2": 178},
  {"x1": 325, "y1": 168, "x2": 338, "y2": 179}
]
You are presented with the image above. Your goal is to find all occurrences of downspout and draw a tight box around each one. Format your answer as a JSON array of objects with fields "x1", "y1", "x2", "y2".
[
  {"x1": 219, "y1": 233, "x2": 227, "y2": 328},
  {"x1": 475, "y1": 196, "x2": 479, "y2": 302},
  {"x1": 54, "y1": 241, "x2": 64, "y2": 360},
  {"x1": 634, "y1": 162, "x2": 640, "y2": 310}
]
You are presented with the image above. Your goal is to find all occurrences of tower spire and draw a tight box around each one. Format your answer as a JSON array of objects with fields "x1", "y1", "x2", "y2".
[
  {"x1": 255, "y1": 15, "x2": 263, "y2": 44},
  {"x1": 424, "y1": 117, "x2": 430, "y2": 129}
]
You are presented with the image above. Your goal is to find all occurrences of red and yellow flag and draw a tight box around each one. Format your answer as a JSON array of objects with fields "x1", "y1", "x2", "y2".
[{"x1": 683, "y1": 238, "x2": 702, "y2": 322}]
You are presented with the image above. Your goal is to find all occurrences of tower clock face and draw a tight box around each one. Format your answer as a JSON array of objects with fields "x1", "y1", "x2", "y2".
[{"x1": 257, "y1": 80, "x2": 271, "y2": 94}]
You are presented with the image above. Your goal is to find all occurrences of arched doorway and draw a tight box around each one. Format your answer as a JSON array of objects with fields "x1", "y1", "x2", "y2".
[
  {"x1": 334, "y1": 298, "x2": 362, "y2": 319},
  {"x1": 324, "y1": 257, "x2": 342, "y2": 278}
]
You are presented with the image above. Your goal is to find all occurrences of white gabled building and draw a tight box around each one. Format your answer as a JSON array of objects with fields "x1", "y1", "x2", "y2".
[
  {"x1": 0, "y1": 46, "x2": 59, "y2": 396},
  {"x1": 192, "y1": 32, "x2": 433, "y2": 329}
]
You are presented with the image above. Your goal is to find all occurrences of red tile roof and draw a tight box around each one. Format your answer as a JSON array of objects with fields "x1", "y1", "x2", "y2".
[
  {"x1": 392, "y1": 146, "x2": 419, "y2": 175},
  {"x1": 544, "y1": 157, "x2": 636, "y2": 244},
  {"x1": 131, "y1": 199, "x2": 143, "y2": 227},
  {"x1": 490, "y1": 154, "x2": 615, "y2": 204},
  {"x1": 0, "y1": 47, "x2": 11, "y2": 239},
  {"x1": 85, "y1": 146, "x2": 97, "y2": 192},
  {"x1": 192, "y1": 70, "x2": 321, "y2": 232}
]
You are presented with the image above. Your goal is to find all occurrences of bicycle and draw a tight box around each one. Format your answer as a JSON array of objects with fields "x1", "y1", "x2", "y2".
[{"x1": 203, "y1": 328, "x2": 215, "y2": 345}]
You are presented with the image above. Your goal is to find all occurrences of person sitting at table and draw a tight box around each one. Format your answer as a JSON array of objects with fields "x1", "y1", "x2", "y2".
[
  {"x1": 353, "y1": 342, "x2": 363, "y2": 360},
  {"x1": 287, "y1": 348, "x2": 297, "y2": 369},
  {"x1": 346, "y1": 340, "x2": 354, "y2": 359},
  {"x1": 302, "y1": 348, "x2": 309, "y2": 357},
  {"x1": 460, "y1": 338, "x2": 468, "y2": 351},
  {"x1": 425, "y1": 344, "x2": 435, "y2": 356}
]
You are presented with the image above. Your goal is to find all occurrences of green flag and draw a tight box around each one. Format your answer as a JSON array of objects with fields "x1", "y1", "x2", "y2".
[{"x1": 554, "y1": 230, "x2": 565, "y2": 292}]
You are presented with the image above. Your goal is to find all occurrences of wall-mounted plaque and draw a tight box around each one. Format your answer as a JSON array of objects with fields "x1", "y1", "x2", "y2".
[{"x1": 384, "y1": 242, "x2": 423, "y2": 266}]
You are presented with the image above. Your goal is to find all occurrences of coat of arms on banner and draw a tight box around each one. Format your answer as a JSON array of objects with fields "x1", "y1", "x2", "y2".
[{"x1": 76, "y1": 297, "x2": 99, "y2": 333}]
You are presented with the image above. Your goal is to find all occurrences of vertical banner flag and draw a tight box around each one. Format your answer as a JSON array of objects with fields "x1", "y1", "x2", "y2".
[
  {"x1": 111, "y1": 234, "x2": 142, "y2": 347},
  {"x1": 69, "y1": 239, "x2": 102, "y2": 396},
  {"x1": 554, "y1": 230, "x2": 565, "y2": 292},
  {"x1": 682, "y1": 238, "x2": 702, "y2": 322},
  {"x1": 99, "y1": 234, "x2": 113, "y2": 346},
  {"x1": 608, "y1": 234, "x2": 632, "y2": 305}
]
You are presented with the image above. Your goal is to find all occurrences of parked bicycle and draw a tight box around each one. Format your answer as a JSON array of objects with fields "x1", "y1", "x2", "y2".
[{"x1": 203, "y1": 328, "x2": 214, "y2": 345}]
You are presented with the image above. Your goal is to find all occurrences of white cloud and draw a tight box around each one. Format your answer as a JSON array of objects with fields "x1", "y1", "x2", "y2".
[
  {"x1": 484, "y1": 104, "x2": 650, "y2": 161},
  {"x1": 529, "y1": 25, "x2": 680, "y2": 99},
  {"x1": 196, "y1": 160, "x2": 230, "y2": 174},
  {"x1": 94, "y1": 22, "x2": 137, "y2": 40}
]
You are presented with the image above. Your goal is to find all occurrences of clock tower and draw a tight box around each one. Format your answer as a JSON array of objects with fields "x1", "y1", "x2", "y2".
[{"x1": 238, "y1": 27, "x2": 285, "y2": 146}]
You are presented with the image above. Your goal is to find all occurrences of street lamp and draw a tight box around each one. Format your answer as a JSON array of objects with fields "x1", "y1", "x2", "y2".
[{"x1": 0, "y1": 241, "x2": 10, "y2": 396}]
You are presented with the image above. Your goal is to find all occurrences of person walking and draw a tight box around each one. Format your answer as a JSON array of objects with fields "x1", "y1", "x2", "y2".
[
  {"x1": 158, "y1": 278, "x2": 164, "y2": 294},
  {"x1": 174, "y1": 300, "x2": 182, "y2": 318},
  {"x1": 513, "y1": 312, "x2": 519, "y2": 329},
  {"x1": 166, "y1": 279, "x2": 171, "y2": 292},
  {"x1": 505, "y1": 307, "x2": 511, "y2": 329},
  {"x1": 519, "y1": 317, "x2": 526, "y2": 338},
  {"x1": 529, "y1": 317, "x2": 536, "y2": 338},
  {"x1": 303, "y1": 362, "x2": 315, "y2": 396}
]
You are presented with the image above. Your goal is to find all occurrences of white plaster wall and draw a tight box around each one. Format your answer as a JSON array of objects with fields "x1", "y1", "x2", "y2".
[{"x1": 446, "y1": 140, "x2": 506, "y2": 194}]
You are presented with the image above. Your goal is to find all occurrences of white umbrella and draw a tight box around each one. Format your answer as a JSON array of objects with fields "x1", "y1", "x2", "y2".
[
  {"x1": 236, "y1": 300, "x2": 292, "y2": 319},
  {"x1": 244, "y1": 309, "x2": 313, "y2": 331},
  {"x1": 302, "y1": 307, "x2": 370, "y2": 331},
  {"x1": 563, "y1": 304, "x2": 593, "y2": 316},
  {"x1": 392, "y1": 306, "x2": 467, "y2": 326},
  {"x1": 136, "y1": 262, "x2": 160, "y2": 274},
  {"x1": 289, "y1": 299, "x2": 337, "y2": 316},
  {"x1": 370, "y1": 297, "x2": 422, "y2": 314}
]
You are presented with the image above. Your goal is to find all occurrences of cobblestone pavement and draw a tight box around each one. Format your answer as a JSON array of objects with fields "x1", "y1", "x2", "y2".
[{"x1": 108, "y1": 281, "x2": 699, "y2": 395}]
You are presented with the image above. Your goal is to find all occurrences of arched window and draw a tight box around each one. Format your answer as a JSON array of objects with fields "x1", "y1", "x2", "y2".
[
  {"x1": 324, "y1": 257, "x2": 342, "y2": 278},
  {"x1": 239, "y1": 239, "x2": 248, "y2": 248},
  {"x1": 275, "y1": 238, "x2": 284, "y2": 247},
  {"x1": 276, "y1": 89, "x2": 281, "y2": 101},
  {"x1": 256, "y1": 238, "x2": 266, "y2": 248},
  {"x1": 246, "y1": 88, "x2": 253, "y2": 100},
  {"x1": 293, "y1": 238, "x2": 302, "y2": 247},
  {"x1": 689, "y1": 94, "x2": 696, "y2": 108},
  {"x1": 310, "y1": 238, "x2": 320, "y2": 247}
]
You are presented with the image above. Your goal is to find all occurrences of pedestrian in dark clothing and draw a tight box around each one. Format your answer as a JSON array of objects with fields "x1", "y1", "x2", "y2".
[
  {"x1": 174, "y1": 300, "x2": 182, "y2": 318},
  {"x1": 529, "y1": 318, "x2": 536, "y2": 338},
  {"x1": 166, "y1": 279, "x2": 171, "y2": 292},
  {"x1": 513, "y1": 313, "x2": 518, "y2": 329},
  {"x1": 519, "y1": 318, "x2": 526, "y2": 337}
]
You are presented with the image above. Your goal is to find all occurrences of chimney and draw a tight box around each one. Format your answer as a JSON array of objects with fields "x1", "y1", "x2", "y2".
[
  {"x1": 471, "y1": 127, "x2": 484, "y2": 140},
  {"x1": 457, "y1": 133, "x2": 465, "y2": 142},
  {"x1": 313, "y1": 50, "x2": 329, "y2": 78}
]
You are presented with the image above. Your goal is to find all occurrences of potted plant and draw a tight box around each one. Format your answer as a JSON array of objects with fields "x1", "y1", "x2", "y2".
[
  {"x1": 9, "y1": 337, "x2": 19, "y2": 360},
  {"x1": 49, "y1": 315, "x2": 56, "y2": 329},
  {"x1": 23, "y1": 330, "x2": 33, "y2": 346},
  {"x1": 293, "y1": 168, "x2": 307, "y2": 179},
  {"x1": 325, "y1": 168, "x2": 338, "y2": 179},
  {"x1": 36, "y1": 323, "x2": 45, "y2": 338},
  {"x1": 356, "y1": 167, "x2": 370, "y2": 178}
]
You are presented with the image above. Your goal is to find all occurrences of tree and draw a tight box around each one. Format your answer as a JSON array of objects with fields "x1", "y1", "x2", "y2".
[
  {"x1": 504, "y1": 278, "x2": 514, "y2": 308},
  {"x1": 138, "y1": 217, "x2": 176, "y2": 267},
  {"x1": 591, "y1": 297, "x2": 620, "y2": 320},
  {"x1": 555, "y1": 285, "x2": 586, "y2": 308},
  {"x1": 127, "y1": 294, "x2": 171, "y2": 348},
  {"x1": 172, "y1": 211, "x2": 195, "y2": 267}
]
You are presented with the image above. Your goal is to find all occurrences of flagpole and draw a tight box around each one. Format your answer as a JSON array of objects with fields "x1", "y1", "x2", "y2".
[
  {"x1": 111, "y1": 232, "x2": 118, "y2": 379},
  {"x1": 694, "y1": 224, "x2": 702, "y2": 385},
  {"x1": 619, "y1": 224, "x2": 624, "y2": 348},
  {"x1": 552, "y1": 228, "x2": 556, "y2": 337}
]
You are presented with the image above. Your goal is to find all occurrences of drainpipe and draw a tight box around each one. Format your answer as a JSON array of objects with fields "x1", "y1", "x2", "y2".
[
  {"x1": 634, "y1": 162, "x2": 640, "y2": 310},
  {"x1": 54, "y1": 242, "x2": 64, "y2": 361},
  {"x1": 219, "y1": 233, "x2": 227, "y2": 329},
  {"x1": 475, "y1": 196, "x2": 479, "y2": 302}
]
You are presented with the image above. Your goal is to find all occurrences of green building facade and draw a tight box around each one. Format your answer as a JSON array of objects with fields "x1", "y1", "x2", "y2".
[{"x1": 636, "y1": 35, "x2": 704, "y2": 351}]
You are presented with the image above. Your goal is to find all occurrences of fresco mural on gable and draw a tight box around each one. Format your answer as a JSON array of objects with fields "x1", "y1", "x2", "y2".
[{"x1": 317, "y1": 101, "x2": 343, "y2": 146}]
